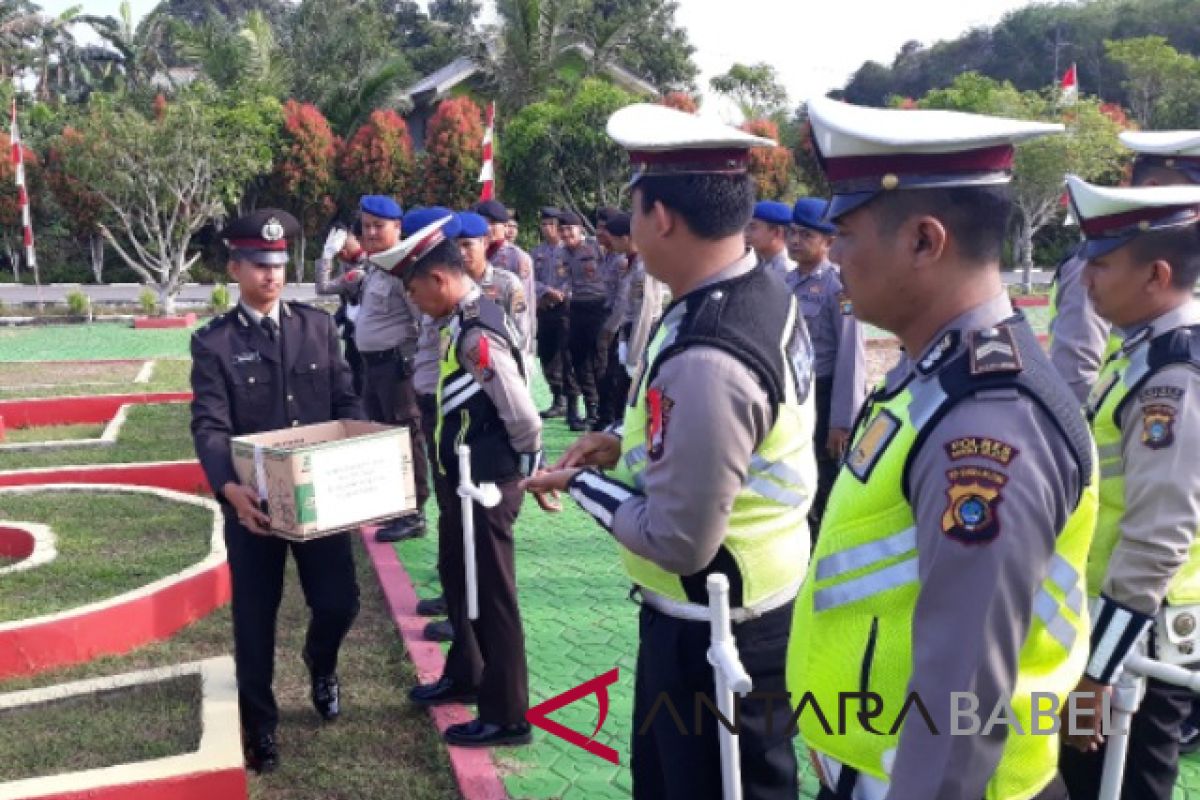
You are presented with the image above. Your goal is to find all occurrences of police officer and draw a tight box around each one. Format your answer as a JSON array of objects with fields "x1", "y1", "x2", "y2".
[
  {"x1": 378, "y1": 210, "x2": 543, "y2": 748},
  {"x1": 315, "y1": 221, "x2": 367, "y2": 395},
  {"x1": 523, "y1": 104, "x2": 815, "y2": 800},
  {"x1": 560, "y1": 210, "x2": 608, "y2": 431},
  {"x1": 532, "y1": 207, "x2": 578, "y2": 419},
  {"x1": 475, "y1": 199, "x2": 537, "y2": 365},
  {"x1": 189, "y1": 209, "x2": 362, "y2": 774},
  {"x1": 1049, "y1": 130, "x2": 1200, "y2": 403},
  {"x1": 787, "y1": 98, "x2": 1098, "y2": 800},
  {"x1": 745, "y1": 200, "x2": 795, "y2": 277},
  {"x1": 456, "y1": 210, "x2": 531, "y2": 355},
  {"x1": 786, "y1": 197, "x2": 867, "y2": 534},
  {"x1": 353, "y1": 195, "x2": 428, "y2": 542},
  {"x1": 1057, "y1": 176, "x2": 1200, "y2": 800}
]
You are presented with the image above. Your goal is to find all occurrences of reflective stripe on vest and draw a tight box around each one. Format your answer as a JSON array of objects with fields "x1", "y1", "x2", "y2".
[
  {"x1": 610, "y1": 297, "x2": 816, "y2": 606},
  {"x1": 1087, "y1": 336, "x2": 1200, "y2": 604},
  {"x1": 788, "y1": 363, "x2": 1098, "y2": 800}
]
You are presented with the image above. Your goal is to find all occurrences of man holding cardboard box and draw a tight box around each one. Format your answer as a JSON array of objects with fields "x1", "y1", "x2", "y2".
[
  {"x1": 190, "y1": 208, "x2": 363, "y2": 774},
  {"x1": 372, "y1": 207, "x2": 544, "y2": 748}
]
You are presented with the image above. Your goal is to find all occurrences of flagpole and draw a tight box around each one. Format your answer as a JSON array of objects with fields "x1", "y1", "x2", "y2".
[
  {"x1": 478, "y1": 101, "x2": 495, "y2": 202},
  {"x1": 10, "y1": 94, "x2": 41, "y2": 309}
]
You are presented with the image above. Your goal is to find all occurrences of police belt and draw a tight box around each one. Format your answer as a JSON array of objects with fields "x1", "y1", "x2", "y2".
[
  {"x1": 360, "y1": 346, "x2": 405, "y2": 365},
  {"x1": 634, "y1": 580, "x2": 800, "y2": 625}
]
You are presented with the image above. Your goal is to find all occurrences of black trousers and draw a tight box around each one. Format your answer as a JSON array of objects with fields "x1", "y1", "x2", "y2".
[
  {"x1": 809, "y1": 376, "x2": 838, "y2": 538},
  {"x1": 362, "y1": 355, "x2": 429, "y2": 511},
  {"x1": 568, "y1": 298, "x2": 608, "y2": 407},
  {"x1": 815, "y1": 774, "x2": 1069, "y2": 800},
  {"x1": 436, "y1": 476, "x2": 529, "y2": 725},
  {"x1": 418, "y1": 392, "x2": 440, "y2": 515},
  {"x1": 1059, "y1": 677, "x2": 1193, "y2": 800},
  {"x1": 537, "y1": 302, "x2": 577, "y2": 397},
  {"x1": 632, "y1": 602, "x2": 798, "y2": 800},
  {"x1": 597, "y1": 331, "x2": 631, "y2": 428},
  {"x1": 223, "y1": 516, "x2": 359, "y2": 737},
  {"x1": 342, "y1": 335, "x2": 364, "y2": 398}
]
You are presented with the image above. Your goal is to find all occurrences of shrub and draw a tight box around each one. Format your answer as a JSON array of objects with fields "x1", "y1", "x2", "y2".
[
  {"x1": 66, "y1": 289, "x2": 90, "y2": 318},
  {"x1": 138, "y1": 288, "x2": 157, "y2": 316},
  {"x1": 210, "y1": 284, "x2": 231, "y2": 314}
]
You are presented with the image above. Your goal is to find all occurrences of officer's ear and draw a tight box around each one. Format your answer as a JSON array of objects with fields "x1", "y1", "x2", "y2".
[
  {"x1": 1147, "y1": 259, "x2": 1175, "y2": 293},
  {"x1": 649, "y1": 200, "x2": 675, "y2": 239},
  {"x1": 909, "y1": 215, "x2": 949, "y2": 267}
]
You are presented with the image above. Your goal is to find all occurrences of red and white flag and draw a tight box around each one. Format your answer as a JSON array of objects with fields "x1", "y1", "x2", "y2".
[
  {"x1": 1060, "y1": 63, "x2": 1079, "y2": 106},
  {"x1": 10, "y1": 97, "x2": 36, "y2": 273},
  {"x1": 478, "y1": 101, "x2": 495, "y2": 201}
]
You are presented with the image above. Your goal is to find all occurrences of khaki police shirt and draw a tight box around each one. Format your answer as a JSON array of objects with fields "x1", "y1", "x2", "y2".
[
  {"x1": 565, "y1": 241, "x2": 608, "y2": 303},
  {"x1": 759, "y1": 248, "x2": 795, "y2": 279},
  {"x1": 314, "y1": 255, "x2": 365, "y2": 304},
  {"x1": 478, "y1": 263, "x2": 533, "y2": 356},
  {"x1": 1049, "y1": 253, "x2": 1112, "y2": 404},
  {"x1": 786, "y1": 261, "x2": 867, "y2": 429},
  {"x1": 412, "y1": 314, "x2": 440, "y2": 397},
  {"x1": 878, "y1": 292, "x2": 1083, "y2": 800},
  {"x1": 354, "y1": 265, "x2": 420, "y2": 356},
  {"x1": 453, "y1": 286, "x2": 542, "y2": 454},
  {"x1": 488, "y1": 242, "x2": 537, "y2": 351},
  {"x1": 1096, "y1": 301, "x2": 1200, "y2": 615},
  {"x1": 532, "y1": 242, "x2": 568, "y2": 299},
  {"x1": 569, "y1": 252, "x2": 794, "y2": 575}
]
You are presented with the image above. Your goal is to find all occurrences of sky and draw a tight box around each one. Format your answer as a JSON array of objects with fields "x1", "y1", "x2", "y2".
[{"x1": 45, "y1": 0, "x2": 1042, "y2": 118}]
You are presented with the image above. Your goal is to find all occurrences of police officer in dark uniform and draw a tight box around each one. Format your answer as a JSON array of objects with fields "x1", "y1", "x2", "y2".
[
  {"x1": 189, "y1": 209, "x2": 362, "y2": 774},
  {"x1": 372, "y1": 209, "x2": 544, "y2": 748},
  {"x1": 532, "y1": 207, "x2": 578, "y2": 419},
  {"x1": 560, "y1": 210, "x2": 608, "y2": 430}
]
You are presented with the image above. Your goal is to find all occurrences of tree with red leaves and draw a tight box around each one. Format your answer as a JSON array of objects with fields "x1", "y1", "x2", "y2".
[
  {"x1": 421, "y1": 96, "x2": 483, "y2": 208},
  {"x1": 741, "y1": 118, "x2": 792, "y2": 201},
  {"x1": 45, "y1": 127, "x2": 109, "y2": 282},
  {"x1": 271, "y1": 100, "x2": 338, "y2": 280},
  {"x1": 660, "y1": 91, "x2": 699, "y2": 113},
  {"x1": 339, "y1": 109, "x2": 415, "y2": 208}
]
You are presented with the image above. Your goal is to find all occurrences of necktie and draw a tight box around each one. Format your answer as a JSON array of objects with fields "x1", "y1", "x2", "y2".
[{"x1": 261, "y1": 316, "x2": 278, "y2": 342}]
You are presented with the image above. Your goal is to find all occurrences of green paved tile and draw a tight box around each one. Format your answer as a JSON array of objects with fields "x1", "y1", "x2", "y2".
[{"x1": 0, "y1": 321, "x2": 201, "y2": 362}]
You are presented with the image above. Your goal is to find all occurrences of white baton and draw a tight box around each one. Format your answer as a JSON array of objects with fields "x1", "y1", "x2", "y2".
[
  {"x1": 456, "y1": 445, "x2": 501, "y2": 621},
  {"x1": 707, "y1": 574, "x2": 752, "y2": 800}
]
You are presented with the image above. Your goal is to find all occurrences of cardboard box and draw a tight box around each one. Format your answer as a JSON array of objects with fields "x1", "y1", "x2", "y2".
[{"x1": 231, "y1": 420, "x2": 415, "y2": 541}]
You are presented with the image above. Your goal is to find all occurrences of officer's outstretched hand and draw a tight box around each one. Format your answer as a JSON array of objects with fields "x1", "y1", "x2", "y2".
[
  {"x1": 553, "y1": 432, "x2": 621, "y2": 470},
  {"x1": 222, "y1": 482, "x2": 272, "y2": 536},
  {"x1": 520, "y1": 468, "x2": 580, "y2": 511}
]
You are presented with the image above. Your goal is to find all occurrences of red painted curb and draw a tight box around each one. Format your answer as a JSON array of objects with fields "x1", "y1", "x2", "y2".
[
  {"x1": 0, "y1": 525, "x2": 35, "y2": 560},
  {"x1": 0, "y1": 462, "x2": 210, "y2": 495},
  {"x1": 133, "y1": 314, "x2": 197, "y2": 329},
  {"x1": 1012, "y1": 295, "x2": 1050, "y2": 307},
  {"x1": 0, "y1": 393, "x2": 192, "y2": 429},
  {"x1": 17, "y1": 767, "x2": 247, "y2": 800},
  {"x1": 0, "y1": 461, "x2": 227, "y2": 681},
  {"x1": 362, "y1": 530, "x2": 510, "y2": 800}
]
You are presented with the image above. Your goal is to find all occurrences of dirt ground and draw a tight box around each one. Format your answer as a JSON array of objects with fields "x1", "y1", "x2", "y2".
[{"x1": 0, "y1": 361, "x2": 144, "y2": 390}]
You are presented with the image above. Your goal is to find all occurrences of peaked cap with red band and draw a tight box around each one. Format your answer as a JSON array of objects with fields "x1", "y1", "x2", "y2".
[
  {"x1": 606, "y1": 103, "x2": 775, "y2": 189},
  {"x1": 1120, "y1": 130, "x2": 1200, "y2": 184},
  {"x1": 807, "y1": 97, "x2": 1063, "y2": 221},
  {"x1": 370, "y1": 209, "x2": 459, "y2": 278},
  {"x1": 1065, "y1": 175, "x2": 1200, "y2": 259},
  {"x1": 220, "y1": 208, "x2": 300, "y2": 265}
]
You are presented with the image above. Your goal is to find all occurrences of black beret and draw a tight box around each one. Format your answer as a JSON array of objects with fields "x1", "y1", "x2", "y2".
[
  {"x1": 473, "y1": 200, "x2": 511, "y2": 223},
  {"x1": 540, "y1": 207, "x2": 562, "y2": 220},
  {"x1": 606, "y1": 212, "x2": 632, "y2": 237},
  {"x1": 557, "y1": 210, "x2": 583, "y2": 227}
]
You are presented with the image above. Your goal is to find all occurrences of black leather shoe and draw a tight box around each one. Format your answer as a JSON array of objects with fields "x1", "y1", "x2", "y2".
[
  {"x1": 302, "y1": 651, "x2": 341, "y2": 722},
  {"x1": 444, "y1": 719, "x2": 532, "y2": 748},
  {"x1": 244, "y1": 732, "x2": 279, "y2": 774},
  {"x1": 416, "y1": 595, "x2": 447, "y2": 617},
  {"x1": 567, "y1": 415, "x2": 590, "y2": 432},
  {"x1": 540, "y1": 397, "x2": 566, "y2": 419},
  {"x1": 409, "y1": 676, "x2": 477, "y2": 706},
  {"x1": 423, "y1": 619, "x2": 454, "y2": 642},
  {"x1": 374, "y1": 515, "x2": 426, "y2": 542}
]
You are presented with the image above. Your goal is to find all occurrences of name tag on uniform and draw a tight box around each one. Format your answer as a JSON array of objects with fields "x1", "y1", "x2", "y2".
[
  {"x1": 234, "y1": 351, "x2": 261, "y2": 364},
  {"x1": 846, "y1": 409, "x2": 901, "y2": 483}
]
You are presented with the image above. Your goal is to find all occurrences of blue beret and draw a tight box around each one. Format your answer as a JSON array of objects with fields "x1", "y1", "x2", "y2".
[
  {"x1": 360, "y1": 194, "x2": 403, "y2": 220},
  {"x1": 455, "y1": 212, "x2": 490, "y2": 239},
  {"x1": 792, "y1": 198, "x2": 836, "y2": 234},
  {"x1": 753, "y1": 200, "x2": 792, "y2": 226},
  {"x1": 403, "y1": 207, "x2": 459, "y2": 239}
]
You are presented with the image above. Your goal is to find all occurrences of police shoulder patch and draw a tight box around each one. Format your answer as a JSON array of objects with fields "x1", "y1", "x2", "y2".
[
  {"x1": 838, "y1": 292, "x2": 854, "y2": 315},
  {"x1": 945, "y1": 436, "x2": 1019, "y2": 466},
  {"x1": 1141, "y1": 403, "x2": 1177, "y2": 450},
  {"x1": 646, "y1": 387, "x2": 674, "y2": 461},
  {"x1": 1139, "y1": 385, "x2": 1185, "y2": 403},
  {"x1": 846, "y1": 409, "x2": 901, "y2": 482},
  {"x1": 942, "y1": 466, "x2": 1008, "y2": 545},
  {"x1": 968, "y1": 326, "x2": 1023, "y2": 376}
]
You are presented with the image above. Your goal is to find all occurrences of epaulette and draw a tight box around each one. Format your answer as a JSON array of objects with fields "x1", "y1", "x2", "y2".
[
  {"x1": 193, "y1": 311, "x2": 232, "y2": 338},
  {"x1": 461, "y1": 300, "x2": 481, "y2": 320},
  {"x1": 916, "y1": 330, "x2": 961, "y2": 376},
  {"x1": 967, "y1": 325, "x2": 1024, "y2": 376}
]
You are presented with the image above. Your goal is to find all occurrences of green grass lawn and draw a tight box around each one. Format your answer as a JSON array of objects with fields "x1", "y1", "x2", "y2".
[
  {"x1": 0, "y1": 321, "x2": 200, "y2": 363},
  {"x1": 0, "y1": 403, "x2": 194, "y2": 472},
  {"x1": 0, "y1": 674, "x2": 201, "y2": 783},
  {"x1": 0, "y1": 359, "x2": 193, "y2": 400},
  {"x1": 3, "y1": 423, "x2": 106, "y2": 444},
  {"x1": 0, "y1": 491, "x2": 213, "y2": 622}
]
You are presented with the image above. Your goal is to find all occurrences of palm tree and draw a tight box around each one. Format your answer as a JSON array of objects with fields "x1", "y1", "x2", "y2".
[
  {"x1": 483, "y1": 0, "x2": 579, "y2": 111},
  {"x1": 0, "y1": 0, "x2": 41, "y2": 81},
  {"x1": 34, "y1": 5, "x2": 83, "y2": 101},
  {"x1": 78, "y1": 0, "x2": 172, "y2": 91}
]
